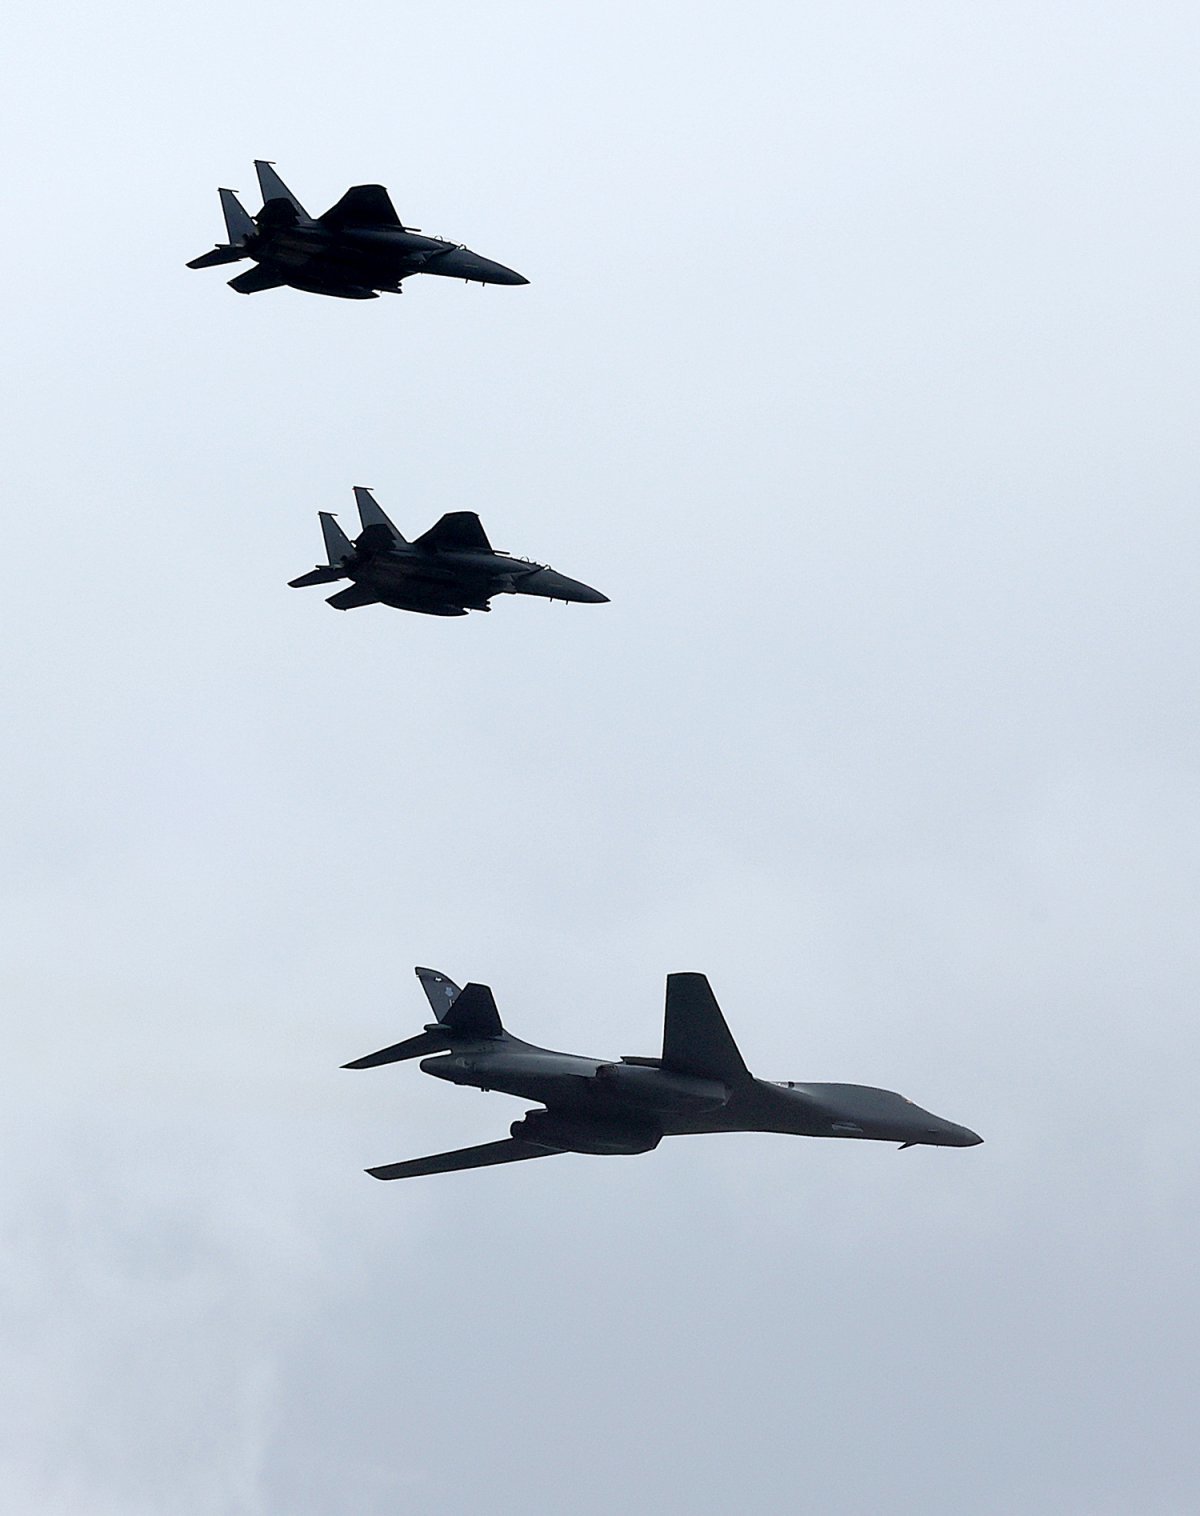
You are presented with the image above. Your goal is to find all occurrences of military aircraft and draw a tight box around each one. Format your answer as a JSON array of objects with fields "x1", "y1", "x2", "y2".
[
  {"x1": 187, "y1": 160, "x2": 528, "y2": 299},
  {"x1": 346, "y1": 967, "x2": 983, "y2": 1178},
  {"x1": 289, "y1": 487, "x2": 607, "y2": 616}
]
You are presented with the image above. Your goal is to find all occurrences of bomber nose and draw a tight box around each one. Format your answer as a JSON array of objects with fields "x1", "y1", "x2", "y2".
[{"x1": 950, "y1": 1124, "x2": 984, "y2": 1147}]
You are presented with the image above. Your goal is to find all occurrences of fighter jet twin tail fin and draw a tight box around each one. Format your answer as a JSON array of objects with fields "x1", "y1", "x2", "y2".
[
  {"x1": 256, "y1": 162, "x2": 405, "y2": 230},
  {"x1": 287, "y1": 487, "x2": 405, "y2": 598}
]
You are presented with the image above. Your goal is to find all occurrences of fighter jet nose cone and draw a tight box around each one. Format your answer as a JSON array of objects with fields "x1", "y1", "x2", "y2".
[
  {"x1": 955, "y1": 1126, "x2": 984, "y2": 1146},
  {"x1": 517, "y1": 569, "x2": 609, "y2": 604}
]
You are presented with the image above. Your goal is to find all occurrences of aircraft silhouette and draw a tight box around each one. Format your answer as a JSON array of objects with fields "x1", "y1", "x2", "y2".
[
  {"x1": 187, "y1": 160, "x2": 527, "y2": 299},
  {"x1": 290, "y1": 486, "x2": 607, "y2": 615},
  {"x1": 346, "y1": 967, "x2": 983, "y2": 1179}
]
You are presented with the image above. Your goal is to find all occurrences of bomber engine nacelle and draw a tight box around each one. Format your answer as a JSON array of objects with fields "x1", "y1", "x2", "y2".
[
  {"x1": 510, "y1": 1111, "x2": 662, "y2": 1155},
  {"x1": 594, "y1": 1063, "x2": 729, "y2": 1113}
]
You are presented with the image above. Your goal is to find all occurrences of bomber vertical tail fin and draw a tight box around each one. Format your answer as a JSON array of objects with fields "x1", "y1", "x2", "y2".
[{"x1": 415, "y1": 966, "x2": 462, "y2": 1021}]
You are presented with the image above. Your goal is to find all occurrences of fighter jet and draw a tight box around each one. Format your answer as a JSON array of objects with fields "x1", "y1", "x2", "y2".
[
  {"x1": 346, "y1": 967, "x2": 983, "y2": 1179},
  {"x1": 289, "y1": 487, "x2": 607, "y2": 616},
  {"x1": 187, "y1": 161, "x2": 528, "y2": 299}
]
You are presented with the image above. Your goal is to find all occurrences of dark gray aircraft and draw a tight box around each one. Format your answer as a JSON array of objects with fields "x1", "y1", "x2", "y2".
[
  {"x1": 290, "y1": 487, "x2": 607, "y2": 616},
  {"x1": 187, "y1": 160, "x2": 528, "y2": 298},
  {"x1": 346, "y1": 967, "x2": 983, "y2": 1179}
]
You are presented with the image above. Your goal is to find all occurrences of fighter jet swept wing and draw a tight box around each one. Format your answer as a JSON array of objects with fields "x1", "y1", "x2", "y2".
[
  {"x1": 344, "y1": 966, "x2": 984, "y2": 1181},
  {"x1": 188, "y1": 162, "x2": 528, "y2": 300}
]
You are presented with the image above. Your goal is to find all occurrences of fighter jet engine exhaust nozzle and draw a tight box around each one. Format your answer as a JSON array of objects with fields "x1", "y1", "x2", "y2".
[{"x1": 510, "y1": 1111, "x2": 662, "y2": 1156}]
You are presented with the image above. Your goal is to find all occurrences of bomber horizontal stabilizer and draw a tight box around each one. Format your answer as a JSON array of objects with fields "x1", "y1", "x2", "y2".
[
  {"x1": 343, "y1": 1029, "x2": 449, "y2": 1070},
  {"x1": 412, "y1": 511, "x2": 493, "y2": 554},
  {"x1": 367, "y1": 1138, "x2": 558, "y2": 1180}
]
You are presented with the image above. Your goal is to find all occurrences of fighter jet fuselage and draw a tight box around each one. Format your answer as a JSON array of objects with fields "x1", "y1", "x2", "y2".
[
  {"x1": 188, "y1": 161, "x2": 528, "y2": 299},
  {"x1": 289, "y1": 487, "x2": 608, "y2": 616},
  {"x1": 346, "y1": 968, "x2": 983, "y2": 1179}
]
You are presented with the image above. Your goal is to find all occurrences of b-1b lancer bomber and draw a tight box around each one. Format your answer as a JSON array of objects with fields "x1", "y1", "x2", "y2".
[
  {"x1": 346, "y1": 967, "x2": 983, "y2": 1179},
  {"x1": 289, "y1": 487, "x2": 608, "y2": 616},
  {"x1": 187, "y1": 161, "x2": 528, "y2": 299}
]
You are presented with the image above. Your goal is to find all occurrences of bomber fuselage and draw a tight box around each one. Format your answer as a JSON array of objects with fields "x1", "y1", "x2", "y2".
[{"x1": 420, "y1": 1037, "x2": 981, "y2": 1148}]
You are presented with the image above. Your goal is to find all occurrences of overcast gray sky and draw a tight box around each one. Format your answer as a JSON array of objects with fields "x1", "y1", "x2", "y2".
[{"x1": 2, "y1": 3, "x2": 1198, "y2": 1512}]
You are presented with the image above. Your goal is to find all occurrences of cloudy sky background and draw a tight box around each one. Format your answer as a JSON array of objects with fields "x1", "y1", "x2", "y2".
[{"x1": 2, "y1": 3, "x2": 1198, "y2": 1511}]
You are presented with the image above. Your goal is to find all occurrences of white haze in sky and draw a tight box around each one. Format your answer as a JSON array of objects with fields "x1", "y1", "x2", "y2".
[{"x1": 2, "y1": 3, "x2": 1198, "y2": 1512}]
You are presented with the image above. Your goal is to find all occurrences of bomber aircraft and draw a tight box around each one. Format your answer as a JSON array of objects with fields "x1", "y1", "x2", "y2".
[
  {"x1": 187, "y1": 161, "x2": 528, "y2": 298},
  {"x1": 290, "y1": 487, "x2": 607, "y2": 616},
  {"x1": 346, "y1": 967, "x2": 983, "y2": 1179}
]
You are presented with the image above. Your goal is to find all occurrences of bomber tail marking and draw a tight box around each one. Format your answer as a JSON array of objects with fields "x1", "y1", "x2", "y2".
[{"x1": 416, "y1": 966, "x2": 462, "y2": 1021}]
